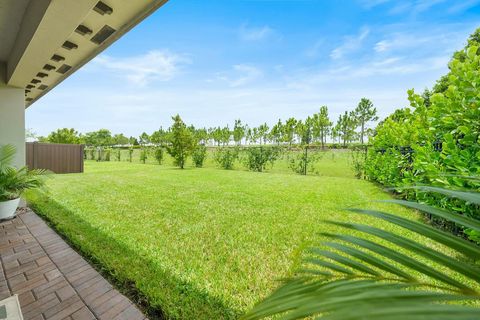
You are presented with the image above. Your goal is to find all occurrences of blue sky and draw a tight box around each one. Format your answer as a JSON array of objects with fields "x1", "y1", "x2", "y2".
[{"x1": 27, "y1": 0, "x2": 480, "y2": 137}]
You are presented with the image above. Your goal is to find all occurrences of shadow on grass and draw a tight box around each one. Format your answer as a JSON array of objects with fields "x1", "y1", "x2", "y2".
[{"x1": 26, "y1": 190, "x2": 242, "y2": 320}]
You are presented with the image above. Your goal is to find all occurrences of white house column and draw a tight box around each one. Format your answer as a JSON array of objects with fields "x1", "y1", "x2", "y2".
[{"x1": 0, "y1": 63, "x2": 25, "y2": 168}]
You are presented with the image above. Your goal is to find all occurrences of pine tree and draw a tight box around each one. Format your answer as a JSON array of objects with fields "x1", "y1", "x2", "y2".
[
  {"x1": 166, "y1": 115, "x2": 195, "y2": 169},
  {"x1": 354, "y1": 98, "x2": 378, "y2": 144}
]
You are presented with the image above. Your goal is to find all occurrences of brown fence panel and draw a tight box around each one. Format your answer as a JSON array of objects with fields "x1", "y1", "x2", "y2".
[{"x1": 26, "y1": 142, "x2": 84, "y2": 174}]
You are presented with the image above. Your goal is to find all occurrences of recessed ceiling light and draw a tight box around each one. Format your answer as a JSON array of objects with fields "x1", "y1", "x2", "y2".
[
  {"x1": 91, "y1": 25, "x2": 116, "y2": 45},
  {"x1": 93, "y1": 1, "x2": 113, "y2": 15}
]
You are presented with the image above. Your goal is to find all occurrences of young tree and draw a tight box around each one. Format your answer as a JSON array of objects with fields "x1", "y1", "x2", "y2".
[
  {"x1": 258, "y1": 123, "x2": 270, "y2": 144},
  {"x1": 294, "y1": 117, "x2": 314, "y2": 175},
  {"x1": 194, "y1": 128, "x2": 209, "y2": 145},
  {"x1": 151, "y1": 127, "x2": 168, "y2": 146},
  {"x1": 45, "y1": 128, "x2": 82, "y2": 144},
  {"x1": 220, "y1": 126, "x2": 231, "y2": 146},
  {"x1": 269, "y1": 119, "x2": 283, "y2": 145},
  {"x1": 283, "y1": 117, "x2": 297, "y2": 146},
  {"x1": 312, "y1": 106, "x2": 332, "y2": 148},
  {"x1": 166, "y1": 115, "x2": 195, "y2": 169},
  {"x1": 336, "y1": 111, "x2": 357, "y2": 147},
  {"x1": 354, "y1": 98, "x2": 378, "y2": 144},
  {"x1": 233, "y1": 119, "x2": 246, "y2": 145}
]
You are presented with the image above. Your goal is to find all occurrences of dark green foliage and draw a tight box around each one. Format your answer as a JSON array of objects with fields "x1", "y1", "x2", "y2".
[
  {"x1": 365, "y1": 37, "x2": 480, "y2": 239},
  {"x1": 214, "y1": 147, "x2": 238, "y2": 170},
  {"x1": 243, "y1": 146, "x2": 281, "y2": 172},
  {"x1": 128, "y1": 148, "x2": 133, "y2": 162},
  {"x1": 192, "y1": 145, "x2": 207, "y2": 168},
  {"x1": 243, "y1": 188, "x2": 480, "y2": 320},
  {"x1": 116, "y1": 149, "x2": 121, "y2": 161},
  {"x1": 42, "y1": 128, "x2": 83, "y2": 144},
  {"x1": 154, "y1": 147, "x2": 164, "y2": 165},
  {"x1": 84, "y1": 129, "x2": 113, "y2": 147}
]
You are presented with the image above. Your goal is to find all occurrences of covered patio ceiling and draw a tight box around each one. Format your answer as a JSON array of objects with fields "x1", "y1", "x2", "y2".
[{"x1": 0, "y1": 0, "x2": 168, "y2": 108}]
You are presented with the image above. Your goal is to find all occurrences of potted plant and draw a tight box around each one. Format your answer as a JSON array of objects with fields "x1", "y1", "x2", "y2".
[{"x1": 0, "y1": 144, "x2": 47, "y2": 220}]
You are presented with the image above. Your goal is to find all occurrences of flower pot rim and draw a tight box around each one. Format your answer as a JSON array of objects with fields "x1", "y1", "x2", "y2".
[{"x1": 0, "y1": 197, "x2": 20, "y2": 203}]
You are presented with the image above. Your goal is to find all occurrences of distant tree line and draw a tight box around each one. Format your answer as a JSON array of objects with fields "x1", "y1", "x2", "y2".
[{"x1": 37, "y1": 98, "x2": 378, "y2": 149}]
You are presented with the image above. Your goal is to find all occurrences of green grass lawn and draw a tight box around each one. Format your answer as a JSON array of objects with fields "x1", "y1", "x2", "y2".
[{"x1": 26, "y1": 152, "x2": 459, "y2": 319}]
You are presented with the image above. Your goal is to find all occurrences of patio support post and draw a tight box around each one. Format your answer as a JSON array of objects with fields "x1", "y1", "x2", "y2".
[{"x1": 0, "y1": 63, "x2": 25, "y2": 168}]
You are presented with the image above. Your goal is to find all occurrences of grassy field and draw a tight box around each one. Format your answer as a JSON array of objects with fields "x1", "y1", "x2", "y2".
[
  {"x1": 26, "y1": 151, "x2": 457, "y2": 319},
  {"x1": 88, "y1": 147, "x2": 355, "y2": 178}
]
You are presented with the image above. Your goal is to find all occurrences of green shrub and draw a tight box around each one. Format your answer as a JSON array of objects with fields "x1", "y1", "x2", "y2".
[
  {"x1": 116, "y1": 149, "x2": 121, "y2": 161},
  {"x1": 243, "y1": 146, "x2": 281, "y2": 172},
  {"x1": 154, "y1": 147, "x2": 164, "y2": 165},
  {"x1": 214, "y1": 147, "x2": 238, "y2": 170},
  {"x1": 192, "y1": 145, "x2": 207, "y2": 168},
  {"x1": 288, "y1": 146, "x2": 317, "y2": 175},
  {"x1": 365, "y1": 38, "x2": 480, "y2": 239},
  {"x1": 129, "y1": 148, "x2": 133, "y2": 162},
  {"x1": 350, "y1": 145, "x2": 367, "y2": 179}
]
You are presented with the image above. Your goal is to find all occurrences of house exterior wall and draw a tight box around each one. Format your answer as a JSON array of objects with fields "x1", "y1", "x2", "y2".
[{"x1": 0, "y1": 63, "x2": 25, "y2": 167}]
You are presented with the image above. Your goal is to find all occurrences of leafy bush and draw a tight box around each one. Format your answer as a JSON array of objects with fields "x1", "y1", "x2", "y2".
[
  {"x1": 365, "y1": 33, "x2": 480, "y2": 238},
  {"x1": 115, "y1": 149, "x2": 121, "y2": 161},
  {"x1": 192, "y1": 145, "x2": 207, "y2": 168},
  {"x1": 154, "y1": 147, "x2": 164, "y2": 165},
  {"x1": 243, "y1": 146, "x2": 281, "y2": 172},
  {"x1": 244, "y1": 187, "x2": 480, "y2": 320},
  {"x1": 129, "y1": 148, "x2": 133, "y2": 162},
  {"x1": 214, "y1": 147, "x2": 238, "y2": 170},
  {"x1": 350, "y1": 146, "x2": 367, "y2": 179},
  {"x1": 288, "y1": 147, "x2": 318, "y2": 175}
]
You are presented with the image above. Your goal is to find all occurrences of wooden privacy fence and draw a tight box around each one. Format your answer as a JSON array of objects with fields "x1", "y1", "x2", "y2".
[{"x1": 26, "y1": 142, "x2": 84, "y2": 174}]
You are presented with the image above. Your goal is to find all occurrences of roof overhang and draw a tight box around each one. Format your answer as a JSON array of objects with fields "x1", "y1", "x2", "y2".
[{"x1": 0, "y1": 0, "x2": 168, "y2": 108}]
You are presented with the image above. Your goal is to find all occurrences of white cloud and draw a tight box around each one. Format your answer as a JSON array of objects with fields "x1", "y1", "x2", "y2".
[
  {"x1": 238, "y1": 24, "x2": 276, "y2": 41},
  {"x1": 372, "y1": 27, "x2": 471, "y2": 54},
  {"x1": 362, "y1": 0, "x2": 447, "y2": 14},
  {"x1": 217, "y1": 64, "x2": 263, "y2": 87},
  {"x1": 93, "y1": 50, "x2": 191, "y2": 86},
  {"x1": 447, "y1": 0, "x2": 480, "y2": 13},
  {"x1": 330, "y1": 27, "x2": 370, "y2": 60}
]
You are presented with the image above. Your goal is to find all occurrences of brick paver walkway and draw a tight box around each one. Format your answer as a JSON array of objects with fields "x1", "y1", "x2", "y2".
[{"x1": 0, "y1": 209, "x2": 147, "y2": 320}]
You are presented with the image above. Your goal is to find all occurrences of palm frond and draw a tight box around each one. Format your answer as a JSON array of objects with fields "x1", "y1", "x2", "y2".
[
  {"x1": 0, "y1": 144, "x2": 16, "y2": 173},
  {"x1": 243, "y1": 188, "x2": 480, "y2": 320}
]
